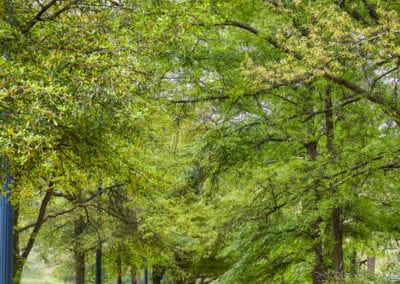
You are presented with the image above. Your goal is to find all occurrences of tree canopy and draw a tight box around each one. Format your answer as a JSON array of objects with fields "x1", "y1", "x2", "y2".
[{"x1": 1, "y1": 0, "x2": 400, "y2": 283}]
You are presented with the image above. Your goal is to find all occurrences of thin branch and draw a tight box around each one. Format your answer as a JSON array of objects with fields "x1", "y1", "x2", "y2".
[
  {"x1": 300, "y1": 97, "x2": 361, "y2": 122},
  {"x1": 169, "y1": 76, "x2": 309, "y2": 104},
  {"x1": 22, "y1": 0, "x2": 58, "y2": 33},
  {"x1": 18, "y1": 204, "x2": 79, "y2": 233},
  {"x1": 324, "y1": 72, "x2": 400, "y2": 125},
  {"x1": 78, "y1": 203, "x2": 138, "y2": 228},
  {"x1": 42, "y1": 0, "x2": 79, "y2": 21},
  {"x1": 372, "y1": 65, "x2": 399, "y2": 87},
  {"x1": 18, "y1": 183, "x2": 127, "y2": 233},
  {"x1": 52, "y1": 192, "x2": 74, "y2": 201},
  {"x1": 219, "y1": 20, "x2": 259, "y2": 35},
  {"x1": 23, "y1": 0, "x2": 78, "y2": 33},
  {"x1": 169, "y1": 94, "x2": 230, "y2": 103}
]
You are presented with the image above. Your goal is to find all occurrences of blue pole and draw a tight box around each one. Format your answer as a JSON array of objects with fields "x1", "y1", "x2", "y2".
[
  {"x1": 0, "y1": 165, "x2": 13, "y2": 284},
  {"x1": 144, "y1": 258, "x2": 148, "y2": 284}
]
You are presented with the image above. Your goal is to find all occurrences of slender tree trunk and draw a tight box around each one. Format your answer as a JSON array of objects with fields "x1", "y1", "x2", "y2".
[
  {"x1": 13, "y1": 203, "x2": 22, "y2": 284},
  {"x1": 130, "y1": 265, "x2": 138, "y2": 284},
  {"x1": 350, "y1": 250, "x2": 357, "y2": 276},
  {"x1": 74, "y1": 247, "x2": 85, "y2": 284},
  {"x1": 331, "y1": 207, "x2": 343, "y2": 276},
  {"x1": 367, "y1": 257, "x2": 376, "y2": 273},
  {"x1": 116, "y1": 257, "x2": 123, "y2": 284},
  {"x1": 306, "y1": 142, "x2": 325, "y2": 284},
  {"x1": 325, "y1": 89, "x2": 344, "y2": 280},
  {"x1": 74, "y1": 216, "x2": 86, "y2": 284},
  {"x1": 311, "y1": 221, "x2": 325, "y2": 284},
  {"x1": 21, "y1": 185, "x2": 54, "y2": 261}
]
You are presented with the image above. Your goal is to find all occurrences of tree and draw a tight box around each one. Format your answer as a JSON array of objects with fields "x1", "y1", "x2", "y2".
[
  {"x1": 159, "y1": 0, "x2": 400, "y2": 282},
  {"x1": 1, "y1": 0, "x2": 180, "y2": 281}
]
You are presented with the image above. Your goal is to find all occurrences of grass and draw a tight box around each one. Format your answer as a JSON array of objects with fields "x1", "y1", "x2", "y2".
[{"x1": 21, "y1": 277, "x2": 66, "y2": 284}]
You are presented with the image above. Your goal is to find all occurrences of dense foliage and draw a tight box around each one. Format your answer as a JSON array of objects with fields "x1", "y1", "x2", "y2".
[{"x1": 1, "y1": 0, "x2": 400, "y2": 283}]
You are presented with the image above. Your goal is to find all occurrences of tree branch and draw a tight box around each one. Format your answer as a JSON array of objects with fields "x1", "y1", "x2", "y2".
[
  {"x1": 22, "y1": 0, "x2": 77, "y2": 33},
  {"x1": 42, "y1": 0, "x2": 78, "y2": 21},
  {"x1": 219, "y1": 20, "x2": 259, "y2": 35},
  {"x1": 169, "y1": 75, "x2": 310, "y2": 104},
  {"x1": 22, "y1": 0, "x2": 58, "y2": 33},
  {"x1": 219, "y1": 17, "x2": 400, "y2": 127},
  {"x1": 21, "y1": 182, "x2": 54, "y2": 261},
  {"x1": 18, "y1": 183, "x2": 126, "y2": 233},
  {"x1": 362, "y1": 0, "x2": 380, "y2": 22},
  {"x1": 372, "y1": 65, "x2": 399, "y2": 87},
  {"x1": 324, "y1": 72, "x2": 400, "y2": 125}
]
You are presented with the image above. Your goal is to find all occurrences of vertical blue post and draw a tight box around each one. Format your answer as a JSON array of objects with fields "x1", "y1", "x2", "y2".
[
  {"x1": 0, "y1": 163, "x2": 13, "y2": 283},
  {"x1": 144, "y1": 258, "x2": 148, "y2": 284}
]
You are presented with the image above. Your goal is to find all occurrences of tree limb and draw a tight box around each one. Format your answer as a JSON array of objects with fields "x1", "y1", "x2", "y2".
[
  {"x1": 22, "y1": 0, "x2": 78, "y2": 33},
  {"x1": 18, "y1": 204, "x2": 79, "y2": 233},
  {"x1": 21, "y1": 182, "x2": 54, "y2": 261},
  {"x1": 324, "y1": 72, "x2": 400, "y2": 125},
  {"x1": 219, "y1": 20, "x2": 259, "y2": 35},
  {"x1": 218, "y1": 18, "x2": 400, "y2": 126},
  {"x1": 22, "y1": 0, "x2": 59, "y2": 33},
  {"x1": 42, "y1": 0, "x2": 79, "y2": 21}
]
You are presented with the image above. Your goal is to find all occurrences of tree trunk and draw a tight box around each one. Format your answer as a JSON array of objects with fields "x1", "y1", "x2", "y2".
[
  {"x1": 116, "y1": 257, "x2": 123, "y2": 284},
  {"x1": 13, "y1": 183, "x2": 55, "y2": 283},
  {"x1": 153, "y1": 265, "x2": 165, "y2": 284},
  {"x1": 331, "y1": 207, "x2": 343, "y2": 277},
  {"x1": 130, "y1": 266, "x2": 138, "y2": 284},
  {"x1": 22, "y1": 185, "x2": 54, "y2": 261},
  {"x1": 74, "y1": 216, "x2": 86, "y2": 284},
  {"x1": 306, "y1": 142, "x2": 326, "y2": 284},
  {"x1": 13, "y1": 203, "x2": 22, "y2": 284},
  {"x1": 74, "y1": 247, "x2": 85, "y2": 284},
  {"x1": 350, "y1": 250, "x2": 357, "y2": 276},
  {"x1": 325, "y1": 89, "x2": 344, "y2": 280},
  {"x1": 311, "y1": 217, "x2": 325, "y2": 284},
  {"x1": 367, "y1": 257, "x2": 376, "y2": 273}
]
